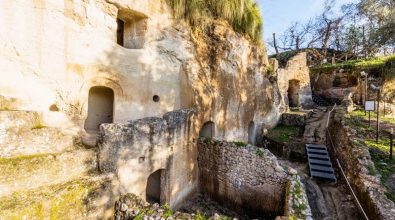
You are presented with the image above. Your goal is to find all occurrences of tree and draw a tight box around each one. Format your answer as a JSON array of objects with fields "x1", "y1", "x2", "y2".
[{"x1": 359, "y1": 0, "x2": 395, "y2": 46}]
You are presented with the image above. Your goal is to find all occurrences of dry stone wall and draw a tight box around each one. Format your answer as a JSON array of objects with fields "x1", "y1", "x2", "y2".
[
  {"x1": 330, "y1": 109, "x2": 395, "y2": 220},
  {"x1": 197, "y1": 139, "x2": 288, "y2": 217}
]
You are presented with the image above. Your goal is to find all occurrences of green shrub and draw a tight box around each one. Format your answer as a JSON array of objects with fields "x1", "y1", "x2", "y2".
[
  {"x1": 194, "y1": 210, "x2": 207, "y2": 220},
  {"x1": 256, "y1": 148, "x2": 264, "y2": 157},
  {"x1": 163, "y1": 204, "x2": 172, "y2": 218},
  {"x1": 166, "y1": 0, "x2": 263, "y2": 43},
  {"x1": 233, "y1": 141, "x2": 247, "y2": 147}
]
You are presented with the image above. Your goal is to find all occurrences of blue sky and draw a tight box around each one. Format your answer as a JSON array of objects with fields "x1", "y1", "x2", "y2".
[{"x1": 259, "y1": 0, "x2": 358, "y2": 50}]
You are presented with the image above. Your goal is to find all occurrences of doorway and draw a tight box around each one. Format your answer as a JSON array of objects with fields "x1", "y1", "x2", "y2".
[
  {"x1": 248, "y1": 121, "x2": 255, "y2": 145},
  {"x1": 146, "y1": 169, "x2": 165, "y2": 204},
  {"x1": 84, "y1": 86, "x2": 114, "y2": 133},
  {"x1": 199, "y1": 121, "x2": 215, "y2": 138},
  {"x1": 288, "y1": 80, "x2": 300, "y2": 107}
]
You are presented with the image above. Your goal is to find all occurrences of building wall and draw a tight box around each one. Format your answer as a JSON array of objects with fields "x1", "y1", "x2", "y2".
[{"x1": 277, "y1": 52, "x2": 314, "y2": 109}]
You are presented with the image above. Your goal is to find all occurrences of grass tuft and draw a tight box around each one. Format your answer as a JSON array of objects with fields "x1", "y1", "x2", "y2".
[
  {"x1": 256, "y1": 148, "x2": 264, "y2": 157},
  {"x1": 233, "y1": 141, "x2": 247, "y2": 147},
  {"x1": 267, "y1": 125, "x2": 301, "y2": 143},
  {"x1": 166, "y1": 0, "x2": 263, "y2": 43}
]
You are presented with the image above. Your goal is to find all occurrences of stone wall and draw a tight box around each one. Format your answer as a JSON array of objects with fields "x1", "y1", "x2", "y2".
[
  {"x1": 260, "y1": 137, "x2": 307, "y2": 163},
  {"x1": 279, "y1": 111, "x2": 310, "y2": 127},
  {"x1": 197, "y1": 139, "x2": 288, "y2": 217},
  {"x1": 329, "y1": 109, "x2": 395, "y2": 220},
  {"x1": 98, "y1": 109, "x2": 197, "y2": 209},
  {"x1": 276, "y1": 52, "x2": 314, "y2": 110}
]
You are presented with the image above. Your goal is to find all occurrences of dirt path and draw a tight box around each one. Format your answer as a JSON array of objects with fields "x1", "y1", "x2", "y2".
[
  {"x1": 281, "y1": 107, "x2": 363, "y2": 220},
  {"x1": 303, "y1": 107, "x2": 328, "y2": 144}
]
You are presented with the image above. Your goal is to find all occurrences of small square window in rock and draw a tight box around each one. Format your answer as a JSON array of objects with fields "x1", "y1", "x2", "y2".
[
  {"x1": 117, "y1": 9, "x2": 148, "y2": 49},
  {"x1": 153, "y1": 95, "x2": 160, "y2": 102}
]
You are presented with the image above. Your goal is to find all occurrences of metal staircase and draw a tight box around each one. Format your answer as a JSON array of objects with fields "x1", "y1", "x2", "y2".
[{"x1": 306, "y1": 144, "x2": 337, "y2": 181}]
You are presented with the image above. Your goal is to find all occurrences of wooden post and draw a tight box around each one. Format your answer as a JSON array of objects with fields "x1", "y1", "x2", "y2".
[
  {"x1": 390, "y1": 128, "x2": 393, "y2": 160},
  {"x1": 376, "y1": 89, "x2": 381, "y2": 143},
  {"x1": 365, "y1": 75, "x2": 368, "y2": 116},
  {"x1": 369, "y1": 111, "x2": 371, "y2": 126},
  {"x1": 362, "y1": 26, "x2": 367, "y2": 59},
  {"x1": 360, "y1": 78, "x2": 363, "y2": 105}
]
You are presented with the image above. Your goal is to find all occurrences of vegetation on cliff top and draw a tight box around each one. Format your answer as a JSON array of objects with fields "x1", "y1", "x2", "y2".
[
  {"x1": 166, "y1": 0, "x2": 263, "y2": 43},
  {"x1": 310, "y1": 55, "x2": 395, "y2": 75}
]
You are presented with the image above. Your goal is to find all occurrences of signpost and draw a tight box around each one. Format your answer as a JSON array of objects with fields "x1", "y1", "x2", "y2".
[
  {"x1": 365, "y1": 101, "x2": 375, "y2": 126},
  {"x1": 376, "y1": 89, "x2": 381, "y2": 143},
  {"x1": 361, "y1": 71, "x2": 368, "y2": 115}
]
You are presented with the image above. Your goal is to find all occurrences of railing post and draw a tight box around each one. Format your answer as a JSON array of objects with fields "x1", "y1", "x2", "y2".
[
  {"x1": 390, "y1": 128, "x2": 393, "y2": 160},
  {"x1": 376, "y1": 89, "x2": 380, "y2": 143}
]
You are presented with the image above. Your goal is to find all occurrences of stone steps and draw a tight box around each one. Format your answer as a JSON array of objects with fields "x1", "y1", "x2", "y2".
[
  {"x1": 0, "y1": 176, "x2": 115, "y2": 220},
  {"x1": 0, "y1": 148, "x2": 97, "y2": 197},
  {"x1": 0, "y1": 110, "x2": 79, "y2": 158},
  {"x1": 306, "y1": 144, "x2": 336, "y2": 181}
]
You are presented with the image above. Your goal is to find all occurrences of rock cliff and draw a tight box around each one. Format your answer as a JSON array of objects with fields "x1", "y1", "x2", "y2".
[{"x1": 0, "y1": 0, "x2": 285, "y2": 218}]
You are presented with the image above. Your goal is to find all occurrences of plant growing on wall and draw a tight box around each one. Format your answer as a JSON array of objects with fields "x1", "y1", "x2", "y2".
[{"x1": 166, "y1": 0, "x2": 263, "y2": 43}]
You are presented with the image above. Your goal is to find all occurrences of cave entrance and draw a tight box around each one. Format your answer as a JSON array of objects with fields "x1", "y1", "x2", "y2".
[
  {"x1": 84, "y1": 86, "x2": 114, "y2": 133},
  {"x1": 146, "y1": 169, "x2": 165, "y2": 204},
  {"x1": 248, "y1": 121, "x2": 255, "y2": 145},
  {"x1": 199, "y1": 121, "x2": 215, "y2": 138},
  {"x1": 288, "y1": 80, "x2": 300, "y2": 107}
]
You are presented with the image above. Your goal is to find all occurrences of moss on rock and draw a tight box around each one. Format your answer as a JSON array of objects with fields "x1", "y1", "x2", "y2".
[{"x1": 0, "y1": 178, "x2": 104, "y2": 219}]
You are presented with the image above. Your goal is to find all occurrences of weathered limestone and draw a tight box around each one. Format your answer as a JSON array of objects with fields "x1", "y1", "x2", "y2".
[
  {"x1": 0, "y1": 0, "x2": 280, "y2": 141},
  {"x1": 280, "y1": 111, "x2": 310, "y2": 127},
  {"x1": 311, "y1": 69, "x2": 362, "y2": 104},
  {"x1": 0, "y1": 0, "x2": 300, "y2": 218},
  {"x1": 276, "y1": 53, "x2": 314, "y2": 110},
  {"x1": 341, "y1": 89, "x2": 355, "y2": 113},
  {"x1": 0, "y1": 111, "x2": 77, "y2": 157},
  {"x1": 0, "y1": 149, "x2": 96, "y2": 197},
  {"x1": 98, "y1": 109, "x2": 197, "y2": 208}
]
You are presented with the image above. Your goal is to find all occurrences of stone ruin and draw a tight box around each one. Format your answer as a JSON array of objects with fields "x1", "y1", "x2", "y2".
[
  {"x1": 98, "y1": 108, "x2": 313, "y2": 219},
  {"x1": 0, "y1": 0, "x2": 317, "y2": 219},
  {"x1": 275, "y1": 52, "x2": 315, "y2": 111}
]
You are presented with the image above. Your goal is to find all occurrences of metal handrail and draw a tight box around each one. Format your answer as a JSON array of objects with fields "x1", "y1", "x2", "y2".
[
  {"x1": 325, "y1": 104, "x2": 369, "y2": 220},
  {"x1": 326, "y1": 104, "x2": 337, "y2": 128}
]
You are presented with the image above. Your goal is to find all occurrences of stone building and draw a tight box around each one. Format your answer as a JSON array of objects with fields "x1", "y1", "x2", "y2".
[{"x1": 276, "y1": 52, "x2": 314, "y2": 110}]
